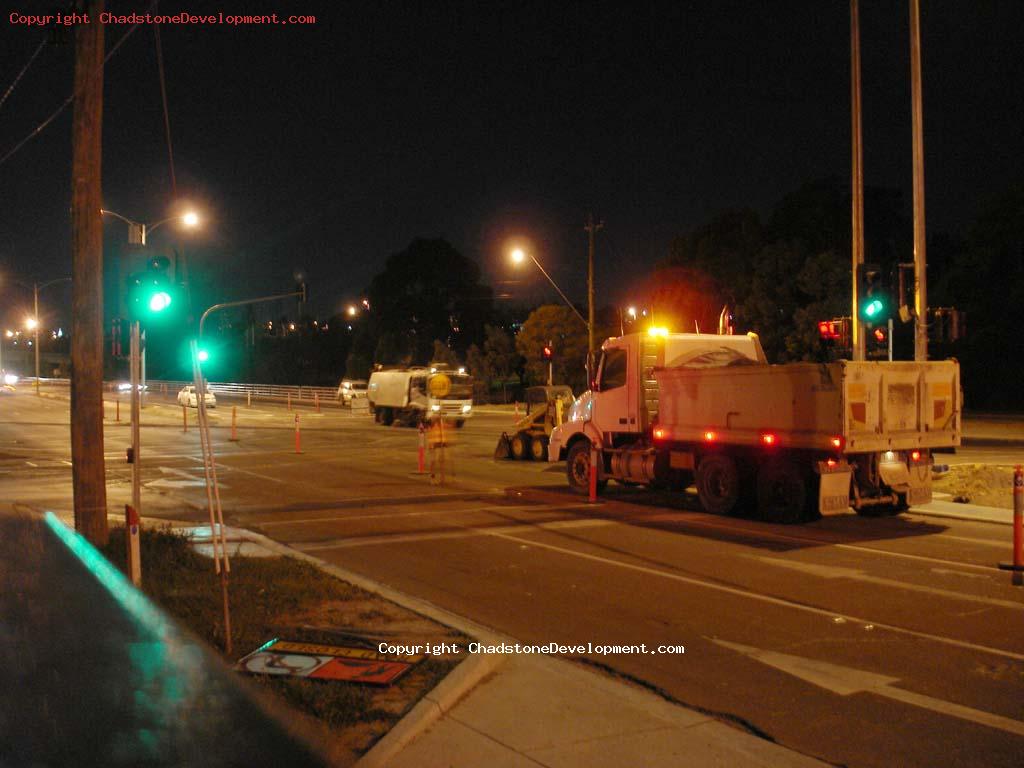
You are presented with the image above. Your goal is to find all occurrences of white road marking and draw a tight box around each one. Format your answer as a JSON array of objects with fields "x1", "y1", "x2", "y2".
[
  {"x1": 294, "y1": 518, "x2": 611, "y2": 551},
  {"x1": 937, "y1": 534, "x2": 1008, "y2": 549},
  {"x1": 752, "y1": 556, "x2": 1022, "y2": 611},
  {"x1": 145, "y1": 465, "x2": 229, "y2": 489},
  {"x1": 254, "y1": 502, "x2": 594, "y2": 527},
  {"x1": 462, "y1": 526, "x2": 1024, "y2": 662},
  {"x1": 712, "y1": 639, "x2": 1024, "y2": 737},
  {"x1": 25, "y1": 461, "x2": 37, "y2": 467}
]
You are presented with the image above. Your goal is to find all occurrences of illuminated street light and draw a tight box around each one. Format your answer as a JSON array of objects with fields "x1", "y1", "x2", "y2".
[
  {"x1": 347, "y1": 305, "x2": 358, "y2": 317},
  {"x1": 101, "y1": 208, "x2": 201, "y2": 245},
  {"x1": 25, "y1": 317, "x2": 38, "y2": 331},
  {"x1": 509, "y1": 247, "x2": 587, "y2": 329}
]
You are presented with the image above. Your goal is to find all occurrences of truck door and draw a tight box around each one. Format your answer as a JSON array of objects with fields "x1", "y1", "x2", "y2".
[{"x1": 594, "y1": 343, "x2": 640, "y2": 434}]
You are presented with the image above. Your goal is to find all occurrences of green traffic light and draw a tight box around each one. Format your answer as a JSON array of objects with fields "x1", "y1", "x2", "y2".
[
  {"x1": 148, "y1": 291, "x2": 172, "y2": 313},
  {"x1": 197, "y1": 349, "x2": 209, "y2": 362},
  {"x1": 863, "y1": 298, "x2": 884, "y2": 319}
]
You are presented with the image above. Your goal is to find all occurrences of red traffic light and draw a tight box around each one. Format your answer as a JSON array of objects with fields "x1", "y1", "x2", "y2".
[
  {"x1": 873, "y1": 328, "x2": 886, "y2": 342},
  {"x1": 542, "y1": 345, "x2": 553, "y2": 361}
]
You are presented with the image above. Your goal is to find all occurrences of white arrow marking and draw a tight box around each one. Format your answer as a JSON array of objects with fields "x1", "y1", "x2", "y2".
[
  {"x1": 753, "y1": 556, "x2": 1021, "y2": 611},
  {"x1": 146, "y1": 466, "x2": 228, "y2": 489},
  {"x1": 712, "y1": 639, "x2": 1024, "y2": 737}
]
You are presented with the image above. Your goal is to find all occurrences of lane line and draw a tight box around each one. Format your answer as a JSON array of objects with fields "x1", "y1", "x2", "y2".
[
  {"x1": 465, "y1": 526, "x2": 1024, "y2": 662},
  {"x1": 252, "y1": 502, "x2": 595, "y2": 528}
]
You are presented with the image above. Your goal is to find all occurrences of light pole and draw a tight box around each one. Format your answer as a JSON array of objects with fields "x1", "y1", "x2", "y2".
[
  {"x1": 100, "y1": 208, "x2": 199, "y2": 245},
  {"x1": 29, "y1": 277, "x2": 72, "y2": 394}
]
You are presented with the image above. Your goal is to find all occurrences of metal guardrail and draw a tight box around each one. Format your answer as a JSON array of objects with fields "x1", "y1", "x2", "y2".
[{"x1": 30, "y1": 377, "x2": 345, "y2": 407}]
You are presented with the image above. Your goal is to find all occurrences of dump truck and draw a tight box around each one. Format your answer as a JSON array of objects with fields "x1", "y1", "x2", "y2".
[
  {"x1": 548, "y1": 330, "x2": 960, "y2": 523},
  {"x1": 367, "y1": 365, "x2": 473, "y2": 426},
  {"x1": 495, "y1": 385, "x2": 575, "y2": 461}
]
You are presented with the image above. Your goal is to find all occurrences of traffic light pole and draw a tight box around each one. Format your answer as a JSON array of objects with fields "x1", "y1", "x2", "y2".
[
  {"x1": 130, "y1": 321, "x2": 141, "y2": 519},
  {"x1": 850, "y1": 0, "x2": 866, "y2": 362}
]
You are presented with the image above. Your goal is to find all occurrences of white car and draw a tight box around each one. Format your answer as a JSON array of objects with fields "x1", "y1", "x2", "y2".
[
  {"x1": 177, "y1": 385, "x2": 216, "y2": 408},
  {"x1": 336, "y1": 378, "x2": 368, "y2": 406}
]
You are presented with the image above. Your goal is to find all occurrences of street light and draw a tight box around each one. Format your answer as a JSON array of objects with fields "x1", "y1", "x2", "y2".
[
  {"x1": 509, "y1": 248, "x2": 588, "y2": 329},
  {"x1": 101, "y1": 208, "x2": 201, "y2": 245},
  {"x1": 28, "y1": 277, "x2": 72, "y2": 395}
]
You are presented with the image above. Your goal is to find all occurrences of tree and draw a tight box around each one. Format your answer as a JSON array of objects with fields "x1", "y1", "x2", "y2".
[
  {"x1": 466, "y1": 325, "x2": 521, "y2": 402},
  {"x1": 366, "y1": 238, "x2": 493, "y2": 365},
  {"x1": 516, "y1": 305, "x2": 588, "y2": 392},
  {"x1": 431, "y1": 339, "x2": 460, "y2": 367}
]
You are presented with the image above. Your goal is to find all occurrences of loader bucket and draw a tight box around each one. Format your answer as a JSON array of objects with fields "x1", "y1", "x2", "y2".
[{"x1": 494, "y1": 432, "x2": 512, "y2": 459}]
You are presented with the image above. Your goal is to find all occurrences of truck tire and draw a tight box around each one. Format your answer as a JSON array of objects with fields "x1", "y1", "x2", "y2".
[
  {"x1": 530, "y1": 436, "x2": 549, "y2": 461},
  {"x1": 510, "y1": 432, "x2": 531, "y2": 460},
  {"x1": 756, "y1": 457, "x2": 810, "y2": 524},
  {"x1": 695, "y1": 454, "x2": 740, "y2": 515},
  {"x1": 380, "y1": 407, "x2": 394, "y2": 426},
  {"x1": 566, "y1": 441, "x2": 606, "y2": 494}
]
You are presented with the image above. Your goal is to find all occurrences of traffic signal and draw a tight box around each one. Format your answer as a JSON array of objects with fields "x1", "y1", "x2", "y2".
[
  {"x1": 872, "y1": 327, "x2": 887, "y2": 344},
  {"x1": 817, "y1": 320, "x2": 840, "y2": 342},
  {"x1": 857, "y1": 263, "x2": 889, "y2": 324},
  {"x1": 542, "y1": 343, "x2": 553, "y2": 361},
  {"x1": 126, "y1": 256, "x2": 176, "y2": 319}
]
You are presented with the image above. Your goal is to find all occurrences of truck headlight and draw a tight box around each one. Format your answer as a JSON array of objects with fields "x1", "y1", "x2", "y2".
[
  {"x1": 431, "y1": 404, "x2": 441, "y2": 412},
  {"x1": 461, "y1": 404, "x2": 471, "y2": 413}
]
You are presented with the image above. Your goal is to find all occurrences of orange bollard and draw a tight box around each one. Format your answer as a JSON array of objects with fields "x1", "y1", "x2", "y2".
[
  {"x1": 294, "y1": 413, "x2": 301, "y2": 453},
  {"x1": 182, "y1": 405, "x2": 188, "y2": 432},
  {"x1": 230, "y1": 406, "x2": 238, "y2": 441},
  {"x1": 999, "y1": 465, "x2": 1024, "y2": 585},
  {"x1": 116, "y1": 399, "x2": 120, "y2": 422}
]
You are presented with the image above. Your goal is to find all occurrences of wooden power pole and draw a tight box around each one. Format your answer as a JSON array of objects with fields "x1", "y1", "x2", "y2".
[
  {"x1": 70, "y1": 0, "x2": 108, "y2": 545},
  {"x1": 850, "y1": 0, "x2": 866, "y2": 361},
  {"x1": 910, "y1": 0, "x2": 929, "y2": 361}
]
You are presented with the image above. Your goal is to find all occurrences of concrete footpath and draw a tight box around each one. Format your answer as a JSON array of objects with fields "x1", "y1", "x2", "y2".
[{"x1": 231, "y1": 527, "x2": 827, "y2": 768}]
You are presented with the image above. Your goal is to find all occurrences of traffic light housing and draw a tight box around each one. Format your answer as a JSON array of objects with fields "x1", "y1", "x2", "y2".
[
  {"x1": 126, "y1": 256, "x2": 176, "y2": 320},
  {"x1": 857, "y1": 263, "x2": 889, "y2": 324}
]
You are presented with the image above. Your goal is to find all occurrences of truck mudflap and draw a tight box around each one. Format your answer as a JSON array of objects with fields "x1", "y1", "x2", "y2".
[
  {"x1": 816, "y1": 460, "x2": 853, "y2": 514},
  {"x1": 878, "y1": 454, "x2": 933, "y2": 507}
]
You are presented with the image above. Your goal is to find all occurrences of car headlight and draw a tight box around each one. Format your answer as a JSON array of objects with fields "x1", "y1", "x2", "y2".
[
  {"x1": 3, "y1": 374, "x2": 18, "y2": 385},
  {"x1": 461, "y1": 404, "x2": 471, "y2": 413},
  {"x1": 430, "y1": 404, "x2": 441, "y2": 412}
]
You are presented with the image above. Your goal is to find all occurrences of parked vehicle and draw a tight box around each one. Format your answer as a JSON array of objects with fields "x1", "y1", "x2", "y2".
[
  {"x1": 177, "y1": 384, "x2": 216, "y2": 409},
  {"x1": 495, "y1": 385, "x2": 575, "y2": 460},
  {"x1": 548, "y1": 330, "x2": 960, "y2": 523},
  {"x1": 367, "y1": 365, "x2": 473, "y2": 426},
  {"x1": 336, "y1": 378, "x2": 368, "y2": 406}
]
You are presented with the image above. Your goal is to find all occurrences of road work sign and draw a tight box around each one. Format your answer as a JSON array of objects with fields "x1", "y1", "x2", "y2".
[{"x1": 428, "y1": 373, "x2": 450, "y2": 397}]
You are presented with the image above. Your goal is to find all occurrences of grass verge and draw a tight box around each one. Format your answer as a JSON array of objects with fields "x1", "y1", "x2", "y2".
[{"x1": 101, "y1": 525, "x2": 468, "y2": 764}]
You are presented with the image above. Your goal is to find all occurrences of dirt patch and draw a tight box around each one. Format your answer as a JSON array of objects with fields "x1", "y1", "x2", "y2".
[
  {"x1": 933, "y1": 464, "x2": 1018, "y2": 509},
  {"x1": 102, "y1": 526, "x2": 469, "y2": 765}
]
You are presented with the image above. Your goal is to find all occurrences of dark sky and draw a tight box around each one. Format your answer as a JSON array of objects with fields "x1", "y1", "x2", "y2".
[{"x1": 1, "y1": 0, "x2": 1021, "y2": 327}]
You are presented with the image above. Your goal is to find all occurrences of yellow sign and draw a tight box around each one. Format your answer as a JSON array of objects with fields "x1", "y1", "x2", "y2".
[{"x1": 429, "y1": 373, "x2": 451, "y2": 397}]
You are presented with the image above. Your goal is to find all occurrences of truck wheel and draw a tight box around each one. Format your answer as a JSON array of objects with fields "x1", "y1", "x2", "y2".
[
  {"x1": 566, "y1": 441, "x2": 605, "y2": 494},
  {"x1": 695, "y1": 455, "x2": 740, "y2": 515},
  {"x1": 756, "y1": 458, "x2": 809, "y2": 524},
  {"x1": 454, "y1": 420, "x2": 465, "y2": 429},
  {"x1": 380, "y1": 407, "x2": 394, "y2": 426},
  {"x1": 530, "y1": 436, "x2": 549, "y2": 461},
  {"x1": 510, "y1": 432, "x2": 531, "y2": 460}
]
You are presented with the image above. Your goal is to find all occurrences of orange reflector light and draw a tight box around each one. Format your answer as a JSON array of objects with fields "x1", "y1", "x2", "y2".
[
  {"x1": 704, "y1": 431, "x2": 717, "y2": 441},
  {"x1": 910, "y1": 450, "x2": 921, "y2": 462},
  {"x1": 761, "y1": 433, "x2": 777, "y2": 446}
]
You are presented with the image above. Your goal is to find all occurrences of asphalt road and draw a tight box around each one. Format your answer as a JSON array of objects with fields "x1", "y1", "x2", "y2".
[{"x1": 2, "y1": 387, "x2": 1022, "y2": 767}]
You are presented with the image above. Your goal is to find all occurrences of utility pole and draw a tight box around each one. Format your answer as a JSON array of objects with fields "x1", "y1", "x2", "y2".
[
  {"x1": 584, "y1": 213, "x2": 603, "y2": 371},
  {"x1": 910, "y1": 0, "x2": 928, "y2": 361},
  {"x1": 70, "y1": 0, "x2": 108, "y2": 545},
  {"x1": 850, "y1": 0, "x2": 866, "y2": 361}
]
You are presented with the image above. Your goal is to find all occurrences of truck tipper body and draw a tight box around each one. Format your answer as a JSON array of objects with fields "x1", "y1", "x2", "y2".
[
  {"x1": 548, "y1": 331, "x2": 960, "y2": 522},
  {"x1": 367, "y1": 366, "x2": 474, "y2": 426}
]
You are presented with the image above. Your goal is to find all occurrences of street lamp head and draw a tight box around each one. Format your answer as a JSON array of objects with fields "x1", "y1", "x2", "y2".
[
  {"x1": 510, "y1": 248, "x2": 526, "y2": 265},
  {"x1": 347, "y1": 305, "x2": 358, "y2": 317},
  {"x1": 627, "y1": 306, "x2": 637, "y2": 319},
  {"x1": 25, "y1": 317, "x2": 38, "y2": 331},
  {"x1": 182, "y1": 211, "x2": 200, "y2": 228}
]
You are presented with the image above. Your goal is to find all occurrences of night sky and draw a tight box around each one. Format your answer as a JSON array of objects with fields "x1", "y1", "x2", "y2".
[{"x1": 1, "y1": 1, "x2": 1021, "y2": 328}]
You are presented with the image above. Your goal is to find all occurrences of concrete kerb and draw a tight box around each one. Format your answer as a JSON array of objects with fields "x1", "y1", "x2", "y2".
[{"x1": 234, "y1": 529, "x2": 511, "y2": 766}]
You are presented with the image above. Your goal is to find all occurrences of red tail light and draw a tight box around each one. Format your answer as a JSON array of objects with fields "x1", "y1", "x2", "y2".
[
  {"x1": 653, "y1": 427, "x2": 668, "y2": 441},
  {"x1": 830, "y1": 436, "x2": 844, "y2": 450},
  {"x1": 910, "y1": 450, "x2": 922, "y2": 462},
  {"x1": 704, "y1": 430, "x2": 717, "y2": 442},
  {"x1": 761, "y1": 433, "x2": 777, "y2": 446}
]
